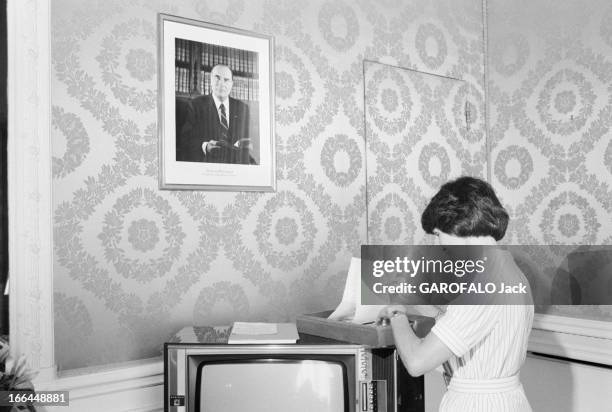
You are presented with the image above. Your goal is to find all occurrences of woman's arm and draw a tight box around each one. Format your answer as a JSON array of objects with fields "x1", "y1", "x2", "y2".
[{"x1": 387, "y1": 312, "x2": 453, "y2": 377}]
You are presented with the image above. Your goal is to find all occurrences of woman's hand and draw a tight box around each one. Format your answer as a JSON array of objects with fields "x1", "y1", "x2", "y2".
[
  {"x1": 377, "y1": 305, "x2": 408, "y2": 325},
  {"x1": 379, "y1": 304, "x2": 453, "y2": 377}
]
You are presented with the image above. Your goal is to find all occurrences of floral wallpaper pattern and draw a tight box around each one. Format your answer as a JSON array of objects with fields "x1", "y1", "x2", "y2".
[
  {"x1": 364, "y1": 60, "x2": 485, "y2": 245},
  {"x1": 51, "y1": 0, "x2": 485, "y2": 370},
  {"x1": 51, "y1": 0, "x2": 612, "y2": 370},
  {"x1": 487, "y1": 0, "x2": 612, "y2": 320}
]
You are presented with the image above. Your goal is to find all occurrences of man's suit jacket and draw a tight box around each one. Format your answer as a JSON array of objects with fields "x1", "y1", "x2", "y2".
[{"x1": 176, "y1": 94, "x2": 251, "y2": 163}]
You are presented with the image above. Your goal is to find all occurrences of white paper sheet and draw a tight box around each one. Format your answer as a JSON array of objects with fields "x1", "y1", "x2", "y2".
[
  {"x1": 231, "y1": 322, "x2": 278, "y2": 335},
  {"x1": 327, "y1": 257, "x2": 387, "y2": 324}
]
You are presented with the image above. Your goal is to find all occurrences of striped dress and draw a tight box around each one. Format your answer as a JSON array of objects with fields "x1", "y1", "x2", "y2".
[
  {"x1": 431, "y1": 303, "x2": 534, "y2": 411},
  {"x1": 429, "y1": 248, "x2": 535, "y2": 411}
]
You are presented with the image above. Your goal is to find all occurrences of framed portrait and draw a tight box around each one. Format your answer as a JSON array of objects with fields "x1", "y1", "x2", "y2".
[{"x1": 158, "y1": 14, "x2": 276, "y2": 191}]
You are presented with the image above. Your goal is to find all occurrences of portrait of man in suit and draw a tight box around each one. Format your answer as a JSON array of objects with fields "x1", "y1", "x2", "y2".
[{"x1": 176, "y1": 64, "x2": 256, "y2": 164}]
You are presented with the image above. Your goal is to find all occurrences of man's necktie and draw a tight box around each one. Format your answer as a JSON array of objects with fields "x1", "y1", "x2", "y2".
[{"x1": 219, "y1": 103, "x2": 229, "y2": 130}]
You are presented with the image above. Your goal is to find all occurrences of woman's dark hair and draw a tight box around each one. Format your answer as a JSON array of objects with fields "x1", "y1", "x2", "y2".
[{"x1": 421, "y1": 176, "x2": 509, "y2": 240}]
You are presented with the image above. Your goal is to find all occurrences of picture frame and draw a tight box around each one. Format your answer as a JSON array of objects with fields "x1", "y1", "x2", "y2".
[{"x1": 158, "y1": 14, "x2": 276, "y2": 191}]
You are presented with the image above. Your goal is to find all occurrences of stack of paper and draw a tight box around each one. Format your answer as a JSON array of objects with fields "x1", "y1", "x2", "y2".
[
  {"x1": 228, "y1": 322, "x2": 299, "y2": 344},
  {"x1": 327, "y1": 257, "x2": 387, "y2": 324}
]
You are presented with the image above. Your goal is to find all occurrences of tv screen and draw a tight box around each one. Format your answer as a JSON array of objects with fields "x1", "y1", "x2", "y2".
[{"x1": 199, "y1": 360, "x2": 346, "y2": 412}]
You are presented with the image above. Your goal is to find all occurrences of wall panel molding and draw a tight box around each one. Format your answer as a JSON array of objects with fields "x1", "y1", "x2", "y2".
[
  {"x1": 7, "y1": 0, "x2": 55, "y2": 380},
  {"x1": 530, "y1": 315, "x2": 612, "y2": 366},
  {"x1": 533, "y1": 313, "x2": 612, "y2": 341},
  {"x1": 40, "y1": 360, "x2": 163, "y2": 412}
]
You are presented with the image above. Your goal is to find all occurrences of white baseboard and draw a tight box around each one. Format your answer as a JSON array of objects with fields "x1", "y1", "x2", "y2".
[
  {"x1": 530, "y1": 314, "x2": 612, "y2": 366},
  {"x1": 36, "y1": 359, "x2": 164, "y2": 412},
  {"x1": 58, "y1": 384, "x2": 163, "y2": 412},
  {"x1": 533, "y1": 314, "x2": 612, "y2": 340}
]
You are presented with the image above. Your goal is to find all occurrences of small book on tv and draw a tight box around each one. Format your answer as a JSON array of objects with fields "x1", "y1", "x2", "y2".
[{"x1": 228, "y1": 322, "x2": 299, "y2": 344}]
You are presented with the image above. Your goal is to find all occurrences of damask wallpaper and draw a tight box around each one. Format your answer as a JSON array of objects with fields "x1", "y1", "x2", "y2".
[
  {"x1": 364, "y1": 61, "x2": 486, "y2": 245},
  {"x1": 487, "y1": 0, "x2": 612, "y2": 321},
  {"x1": 51, "y1": 0, "x2": 485, "y2": 369}
]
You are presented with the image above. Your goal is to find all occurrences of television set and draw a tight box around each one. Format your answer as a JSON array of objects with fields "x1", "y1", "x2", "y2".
[{"x1": 165, "y1": 341, "x2": 424, "y2": 412}]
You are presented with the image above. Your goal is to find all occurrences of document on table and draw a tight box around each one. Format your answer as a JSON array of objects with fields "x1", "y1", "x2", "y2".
[
  {"x1": 231, "y1": 322, "x2": 278, "y2": 335},
  {"x1": 229, "y1": 322, "x2": 299, "y2": 344}
]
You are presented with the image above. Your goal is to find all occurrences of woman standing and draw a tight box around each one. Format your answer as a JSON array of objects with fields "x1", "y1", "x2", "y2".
[{"x1": 379, "y1": 176, "x2": 534, "y2": 411}]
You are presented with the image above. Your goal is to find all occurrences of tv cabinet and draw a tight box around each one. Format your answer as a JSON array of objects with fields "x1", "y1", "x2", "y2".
[
  {"x1": 300, "y1": 333, "x2": 424, "y2": 412},
  {"x1": 171, "y1": 326, "x2": 424, "y2": 412}
]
